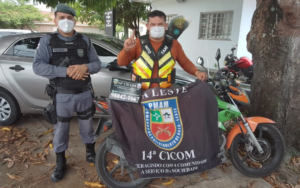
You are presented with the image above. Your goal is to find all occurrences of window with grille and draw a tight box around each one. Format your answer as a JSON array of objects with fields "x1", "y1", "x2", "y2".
[{"x1": 199, "y1": 11, "x2": 233, "y2": 40}]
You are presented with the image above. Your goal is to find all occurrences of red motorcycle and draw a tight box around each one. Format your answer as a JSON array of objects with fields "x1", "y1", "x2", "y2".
[{"x1": 220, "y1": 46, "x2": 253, "y2": 84}]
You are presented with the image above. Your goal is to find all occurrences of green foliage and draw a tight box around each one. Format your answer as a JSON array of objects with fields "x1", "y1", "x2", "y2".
[
  {"x1": 33, "y1": 0, "x2": 117, "y2": 12},
  {"x1": 69, "y1": 0, "x2": 149, "y2": 37},
  {"x1": 0, "y1": 0, "x2": 46, "y2": 29},
  {"x1": 115, "y1": 0, "x2": 149, "y2": 37},
  {"x1": 69, "y1": 1, "x2": 106, "y2": 29},
  {"x1": 34, "y1": 0, "x2": 149, "y2": 37}
]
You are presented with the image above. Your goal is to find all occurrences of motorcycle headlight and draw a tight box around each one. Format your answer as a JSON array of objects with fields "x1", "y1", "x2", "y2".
[{"x1": 223, "y1": 61, "x2": 227, "y2": 66}]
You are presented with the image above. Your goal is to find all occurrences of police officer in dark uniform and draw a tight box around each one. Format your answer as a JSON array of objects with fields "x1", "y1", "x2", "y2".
[{"x1": 33, "y1": 4, "x2": 101, "y2": 182}]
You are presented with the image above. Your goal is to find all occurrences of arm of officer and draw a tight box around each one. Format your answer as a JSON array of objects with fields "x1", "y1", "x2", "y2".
[
  {"x1": 86, "y1": 40, "x2": 101, "y2": 74},
  {"x1": 33, "y1": 36, "x2": 67, "y2": 79},
  {"x1": 117, "y1": 38, "x2": 139, "y2": 66}
]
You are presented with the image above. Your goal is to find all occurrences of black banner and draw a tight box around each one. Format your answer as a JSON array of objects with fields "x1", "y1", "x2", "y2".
[
  {"x1": 108, "y1": 81, "x2": 221, "y2": 178},
  {"x1": 105, "y1": 9, "x2": 115, "y2": 37}
]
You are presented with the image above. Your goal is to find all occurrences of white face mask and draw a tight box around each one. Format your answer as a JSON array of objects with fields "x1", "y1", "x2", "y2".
[
  {"x1": 150, "y1": 26, "x2": 165, "y2": 38},
  {"x1": 58, "y1": 19, "x2": 75, "y2": 33}
]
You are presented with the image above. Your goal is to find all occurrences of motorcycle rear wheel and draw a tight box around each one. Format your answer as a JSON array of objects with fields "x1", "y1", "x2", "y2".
[
  {"x1": 228, "y1": 124, "x2": 285, "y2": 178},
  {"x1": 95, "y1": 132, "x2": 151, "y2": 188}
]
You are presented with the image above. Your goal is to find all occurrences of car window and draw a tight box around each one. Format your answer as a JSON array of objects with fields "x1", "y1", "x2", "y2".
[
  {"x1": 93, "y1": 43, "x2": 116, "y2": 57},
  {"x1": 12, "y1": 37, "x2": 40, "y2": 58},
  {"x1": 100, "y1": 38, "x2": 123, "y2": 51}
]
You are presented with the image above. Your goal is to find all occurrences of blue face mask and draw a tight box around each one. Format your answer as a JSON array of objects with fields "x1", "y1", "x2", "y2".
[{"x1": 150, "y1": 26, "x2": 165, "y2": 38}]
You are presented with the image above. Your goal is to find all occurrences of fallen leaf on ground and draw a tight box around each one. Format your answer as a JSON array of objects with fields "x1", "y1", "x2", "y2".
[
  {"x1": 46, "y1": 164, "x2": 56, "y2": 173},
  {"x1": 44, "y1": 149, "x2": 49, "y2": 155},
  {"x1": 24, "y1": 164, "x2": 29, "y2": 168},
  {"x1": 248, "y1": 181, "x2": 255, "y2": 188},
  {"x1": 3, "y1": 158, "x2": 13, "y2": 162},
  {"x1": 44, "y1": 140, "x2": 51, "y2": 148},
  {"x1": 71, "y1": 165, "x2": 83, "y2": 170},
  {"x1": 201, "y1": 171, "x2": 208, "y2": 180},
  {"x1": 34, "y1": 174, "x2": 47, "y2": 179},
  {"x1": 42, "y1": 128, "x2": 54, "y2": 135},
  {"x1": 263, "y1": 173, "x2": 287, "y2": 188},
  {"x1": 166, "y1": 178, "x2": 177, "y2": 183},
  {"x1": 37, "y1": 128, "x2": 54, "y2": 138},
  {"x1": 0, "y1": 148, "x2": 8, "y2": 154},
  {"x1": 290, "y1": 156, "x2": 300, "y2": 167},
  {"x1": 84, "y1": 182, "x2": 105, "y2": 187},
  {"x1": 7, "y1": 173, "x2": 25, "y2": 181},
  {"x1": 90, "y1": 163, "x2": 95, "y2": 166},
  {"x1": 16, "y1": 138, "x2": 26, "y2": 148},
  {"x1": 162, "y1": 180, "x2": 174, "y2": 185},
  {"x1": 49, "y1": 143, "x2": 53, "y2": 150},
  {"x1": 30, "y1": 162, "x2": 44, "y2": 165},
  {"x1": 1, "y1": 127, "x2": 11, "y2": 131},
  {"x1": 65, "y1": 156, "x2": 70, "y2": 158},
  {"x1": 7, "y1": 161, "x2": 14, "y2": 168}
]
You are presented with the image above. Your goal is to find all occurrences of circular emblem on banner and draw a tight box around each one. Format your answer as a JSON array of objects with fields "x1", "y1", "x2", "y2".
[
  {"x1": 142, "y1": 97, "x2": 183, "y2": 150},
  {"x1": 174, "y1": 29, "x2": 179, "y2": 35},
  {"x1": 113, "y1": 79, "x2": 119, "y2": 84}
]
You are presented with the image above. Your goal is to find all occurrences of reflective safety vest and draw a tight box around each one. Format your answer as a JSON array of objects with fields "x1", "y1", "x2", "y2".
[{"x1": 132, "y1": 35, "x2": 176, "y2": 90}]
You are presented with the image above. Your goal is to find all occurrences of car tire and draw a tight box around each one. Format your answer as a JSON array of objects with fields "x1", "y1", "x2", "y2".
[{"x1": 0, "y1": 89, "x2": 21, "y2": 126}]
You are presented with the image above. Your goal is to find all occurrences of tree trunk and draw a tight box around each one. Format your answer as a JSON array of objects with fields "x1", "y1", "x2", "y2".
[
  {"x1": 247, "y1": 0, "x2": 300, "y2": 150},
  {"x1": 124, "y1": 25, "x2": 128, "y2": 39}
]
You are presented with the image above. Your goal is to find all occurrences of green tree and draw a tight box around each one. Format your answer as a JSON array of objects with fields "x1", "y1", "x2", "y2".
[
  {"x1": 69, "y1": 0, "x2": 149, "y2": 38},
  {"x1": 34, "y1": 0, "x2": 117, "y2": 11},
  {"x1": 247, "y1": 0, "x2": 300, "y2": 150},
  {"x1": 114, "y1": 0, "x2": 149, "y2": 38},
  {"x1": 0, "y1": 0, "x2": 46, "y2": 30},
  {"x1": 34, "y1": 0, "x2": 149, "y2": 38}
]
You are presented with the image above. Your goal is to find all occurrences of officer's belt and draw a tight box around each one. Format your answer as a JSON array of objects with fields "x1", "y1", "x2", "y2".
[{"x1": 56, "y1": 86, "x2": 90, "y2": 94}]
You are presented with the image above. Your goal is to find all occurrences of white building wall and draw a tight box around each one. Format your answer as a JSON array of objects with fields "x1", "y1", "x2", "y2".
[
  {"x1": 237, "y1": 0, "x2": 256, "y2": 59},
  {"x1": 152, "y1": 0, "x2": 255, "y2": 70}
]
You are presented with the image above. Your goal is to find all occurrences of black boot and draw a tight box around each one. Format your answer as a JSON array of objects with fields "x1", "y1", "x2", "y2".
[
  {"x1": 86, "y1": 143, "x2": 95, "y2": 163},
  {"x1": 51, "y1": 151, "x2": 67, "y2": 182}
]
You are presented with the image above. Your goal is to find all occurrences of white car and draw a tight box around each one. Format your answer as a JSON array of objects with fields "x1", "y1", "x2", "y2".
[{"x1": 0, "y1": 29, "x2": 37, "y2": 37}]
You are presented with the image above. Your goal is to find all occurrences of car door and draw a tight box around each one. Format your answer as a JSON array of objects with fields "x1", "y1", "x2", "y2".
[
  {"x1": 91, "y1": 42, "x2": 131, "y2": 98},
  {"x1": 1, "y1": 36, "x2": 49, "y2": 109}
]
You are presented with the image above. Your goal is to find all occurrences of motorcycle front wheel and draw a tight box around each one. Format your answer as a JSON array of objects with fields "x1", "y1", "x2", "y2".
[
  {"x1": 95, "y1": 132, "x2": 151, "y2": 188},
  {"x1": 228, "y1": 124, "x2": 285, "y2": 178}
]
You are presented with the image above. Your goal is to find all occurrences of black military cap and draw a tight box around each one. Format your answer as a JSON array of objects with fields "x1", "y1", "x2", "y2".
[{"x1": 54, "y1": 4, "x2": 76, "y2": 17}]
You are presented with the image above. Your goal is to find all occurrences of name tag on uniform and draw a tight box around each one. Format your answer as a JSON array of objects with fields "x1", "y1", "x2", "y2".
[{"x1": 53, "y1": 48, "x2": 68, "y2": 52}]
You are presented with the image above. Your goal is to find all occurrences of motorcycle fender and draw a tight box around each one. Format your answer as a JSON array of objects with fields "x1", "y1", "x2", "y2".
[{"x1": 226, "y1": 117, "x2": 275, "y2": 149}]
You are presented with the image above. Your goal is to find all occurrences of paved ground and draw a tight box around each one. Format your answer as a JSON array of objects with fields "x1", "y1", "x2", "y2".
[{"x1": 0, "y1": 114, "x2": 296, "y2": 188}]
